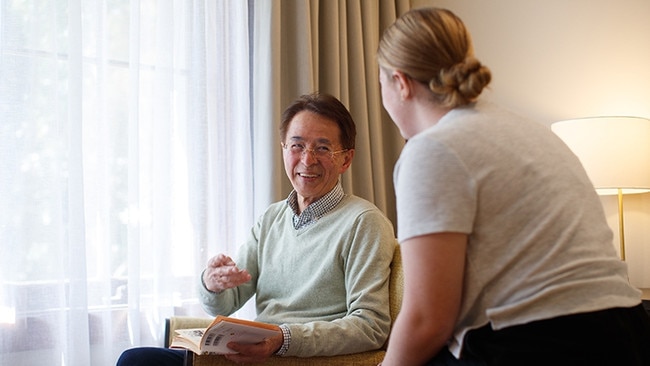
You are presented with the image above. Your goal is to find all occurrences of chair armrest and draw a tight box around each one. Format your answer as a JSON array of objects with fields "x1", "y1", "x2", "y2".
[
  {"x1": 165, "y1": 316, "x2": 214, "y2": 348},
  {"x1": 192, "y1": 350, "x2": 386, "y2": 366}
]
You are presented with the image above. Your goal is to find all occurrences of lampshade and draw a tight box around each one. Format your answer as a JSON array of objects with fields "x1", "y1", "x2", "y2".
[{"x1": 551, "y1": 117, "x2": 650, "y2": 195}]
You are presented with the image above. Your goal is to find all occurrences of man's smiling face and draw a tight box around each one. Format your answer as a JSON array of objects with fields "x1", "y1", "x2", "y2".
[{"x1": 282, "y1": 110, "x2": 353, "y2": 212}]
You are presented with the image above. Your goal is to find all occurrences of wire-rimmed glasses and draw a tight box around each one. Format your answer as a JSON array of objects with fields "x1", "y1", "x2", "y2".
[{"x1": 281, "y1": 142, "x2": 349, "y2": 160}]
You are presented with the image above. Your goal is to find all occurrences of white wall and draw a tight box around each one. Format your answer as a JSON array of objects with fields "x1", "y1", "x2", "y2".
[
  {"x1": 413, "y1": 0, "x2": 650, "y2": 124},
  {"x1": 413, "y1": 0, "x2": 650, "y2": 288}
]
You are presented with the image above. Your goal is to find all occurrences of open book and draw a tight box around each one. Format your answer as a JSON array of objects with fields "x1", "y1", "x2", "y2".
[{"x1": 170, "y1": 315, "x2": 282, "y2": 355}]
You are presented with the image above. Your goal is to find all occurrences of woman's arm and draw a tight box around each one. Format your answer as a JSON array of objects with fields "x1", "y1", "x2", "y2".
[{"x1": 381, "y1": 232, "x2": 467, "y2": 366}]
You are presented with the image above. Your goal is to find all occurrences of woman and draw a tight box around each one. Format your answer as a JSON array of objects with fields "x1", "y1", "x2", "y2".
[{"x1": 376, "y1": 7, "x2": 650, "y2": 366}]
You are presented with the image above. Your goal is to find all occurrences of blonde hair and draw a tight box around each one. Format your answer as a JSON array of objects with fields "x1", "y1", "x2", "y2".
[{"x1": 377, "y1": 8, "x2": 491, "y2": 109}]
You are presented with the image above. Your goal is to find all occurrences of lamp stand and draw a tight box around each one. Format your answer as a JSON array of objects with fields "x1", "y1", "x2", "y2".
[{"x1": 617, "y1": 188, "x2": 626, "y2": 261}]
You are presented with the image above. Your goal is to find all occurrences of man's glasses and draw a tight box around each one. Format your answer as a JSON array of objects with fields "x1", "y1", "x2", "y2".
[{"x1": 281, "y1": 142, "x2": 349, "y2": 160}]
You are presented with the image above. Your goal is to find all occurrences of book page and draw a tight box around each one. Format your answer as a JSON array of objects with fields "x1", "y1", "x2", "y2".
[
  {"x1": 200, "y1": 319, "x2": 281, "y2": 354},
  {"x1": 170, "y1": 328, "x2": 205, "y2": 354}
]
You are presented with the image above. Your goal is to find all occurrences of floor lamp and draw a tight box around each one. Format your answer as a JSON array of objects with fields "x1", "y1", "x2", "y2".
[{"x1": 551, "y1": 117, "x2": 650, "y2": 261}]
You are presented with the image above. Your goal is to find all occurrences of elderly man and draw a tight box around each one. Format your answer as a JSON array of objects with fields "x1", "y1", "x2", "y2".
[{"x1": 116, "y1": 92, "x2": 395, "y2": 365}]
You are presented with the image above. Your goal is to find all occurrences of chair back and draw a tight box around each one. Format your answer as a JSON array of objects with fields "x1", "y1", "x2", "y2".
[{"x1": 387, "y1": 244, "x2": 404, "y2": 345}]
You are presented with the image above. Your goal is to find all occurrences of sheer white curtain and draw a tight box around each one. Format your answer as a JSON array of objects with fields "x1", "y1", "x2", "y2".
[{"x1": 0, "y1": 1, "x2": 255, "y2": 365}]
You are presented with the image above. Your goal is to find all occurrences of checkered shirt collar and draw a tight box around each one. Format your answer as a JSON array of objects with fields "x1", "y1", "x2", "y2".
[{"x1": 287, "y1": 181, "x2": 345, "y2": 230}]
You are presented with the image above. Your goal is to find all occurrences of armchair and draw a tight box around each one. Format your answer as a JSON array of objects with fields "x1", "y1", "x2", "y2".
[{"x1": 165, "y1": 244, "x2": 403, "y2": 366}]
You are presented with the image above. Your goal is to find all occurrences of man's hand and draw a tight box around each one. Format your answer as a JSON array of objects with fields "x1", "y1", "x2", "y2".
[
  {"x1": 223, "y1": 330, "x2": 284, "y2": 364},
  {"x1": 203, "y1": 254, "x2": 251, "y2": 293}
]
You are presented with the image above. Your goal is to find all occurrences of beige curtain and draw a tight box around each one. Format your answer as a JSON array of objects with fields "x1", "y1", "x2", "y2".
[{"x1": 253, "y1": 0, "x2": 411, "y2": 226}]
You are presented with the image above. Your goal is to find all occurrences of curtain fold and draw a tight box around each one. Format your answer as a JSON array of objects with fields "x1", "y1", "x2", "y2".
[{"x1": 251, "y1": 0, "x2": 284, "y2": 215}]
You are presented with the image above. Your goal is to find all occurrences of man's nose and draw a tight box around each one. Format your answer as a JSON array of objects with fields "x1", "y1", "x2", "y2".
[{"x1": 300, "y1": 148, "x2": 319, "y2": 163}]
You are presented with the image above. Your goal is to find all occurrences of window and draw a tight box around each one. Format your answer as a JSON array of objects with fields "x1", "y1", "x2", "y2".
[{"x1": 0, "y1": 1, "x2": 253, "y2": 364}]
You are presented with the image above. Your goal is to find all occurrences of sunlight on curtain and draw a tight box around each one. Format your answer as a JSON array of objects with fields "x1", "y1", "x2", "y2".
[{"x1": 0, "y1": 1, "x2": 252, "y2": 365}]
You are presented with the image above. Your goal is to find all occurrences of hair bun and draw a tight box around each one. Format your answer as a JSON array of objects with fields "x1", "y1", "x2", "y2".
[{"x1": 431, "y1": 57, "x2": 492, "y2": 107}]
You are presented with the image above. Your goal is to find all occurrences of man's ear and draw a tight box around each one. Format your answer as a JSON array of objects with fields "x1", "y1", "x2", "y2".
[
  {"x1": 392, "y1": 70, "x2": 413, "y2": 101},
  {"x1": 339, "y1": 149, "x2": 355, "y2": 174}
]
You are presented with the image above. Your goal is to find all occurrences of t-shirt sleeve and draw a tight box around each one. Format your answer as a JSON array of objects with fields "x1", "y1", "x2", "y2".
[{"x1": 394, "y1": 137, "x2": 477, "y2": 243}]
